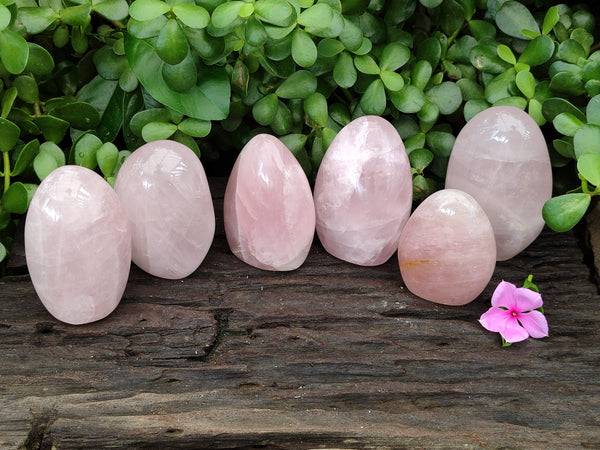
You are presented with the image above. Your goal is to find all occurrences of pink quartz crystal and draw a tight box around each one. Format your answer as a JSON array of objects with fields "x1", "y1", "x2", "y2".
[
  {"x1": 313, "y1": 115, "x2": 412, "y2": 266},
  {"x1": 398, "y1": 189, "x2": 496, "y2": 306},
  {"x1": 223, "y1": 134, "x2": 315, "y2": 271},
  {"x1": 114, "y1": 140, "x2": 215, "y2": 279},
  {"x1": 445, "y1": 106, "x2": 553, "y2": 260},
  {"x1": 25, "y1": 166, "x2": 132, "y2": 325}
]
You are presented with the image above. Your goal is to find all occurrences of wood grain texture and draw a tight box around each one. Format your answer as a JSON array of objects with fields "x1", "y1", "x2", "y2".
[{"x1": 1, "y1": 179, "x2": 599, "y2": 449}]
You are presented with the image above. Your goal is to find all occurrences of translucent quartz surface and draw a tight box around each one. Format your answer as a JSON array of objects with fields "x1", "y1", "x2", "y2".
[
  {"x1": 314, "y1": 116, "x2": 412, "y2": 266},
  {"x1": 445, "y1": 106, "x2": 552, "y2": 261},
  {"x1": 224, "y1": 134, "x2": 315, "y2": 271},
  {"x1": 114, "y1": 140, "x2": 215, "y2": 279},
  {"x1": 25, "y1": 166, "x2": 131, "y2": 324},
  {"x1": 398, "y1": 189, "x2": 496, "y2": 306}
]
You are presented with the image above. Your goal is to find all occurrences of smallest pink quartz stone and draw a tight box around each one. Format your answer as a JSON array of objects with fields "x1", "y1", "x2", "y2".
[
  {"x1": 398, "y1": 189, "x2": 496, "y2": 306},
  {"x1": 224, "y1": 134, "x2": 315, "y2": 271}
]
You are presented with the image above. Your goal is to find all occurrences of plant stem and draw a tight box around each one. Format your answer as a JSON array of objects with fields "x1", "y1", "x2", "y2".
[{"x1": 3, "y1": 151, "x2": 9, "y2": 194}]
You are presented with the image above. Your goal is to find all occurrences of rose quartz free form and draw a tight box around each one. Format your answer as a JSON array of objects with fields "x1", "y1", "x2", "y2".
[
  {"x1": 398, "y1": 189, "x2": 496, "y2": 306},
  {"x1": 114, "y1": 140, "x2": 215, "y2": 279},
  {"x1": 25, "y1": 166, "x2": 132, "y2": 325},
  {"x1": 224, "y1": 134, "x2": 315, "y2": 271},
  {"x1": 445, "y1": 106, "x2": 553, "y2": 260},
  {"x1": 314, "y1": 115, "x2": 412, "y2": 266}
]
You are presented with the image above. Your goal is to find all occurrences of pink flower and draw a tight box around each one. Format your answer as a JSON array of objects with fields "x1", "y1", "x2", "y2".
[{"x1": 479, "y1": 280, "x2": 548, "y2": 344}]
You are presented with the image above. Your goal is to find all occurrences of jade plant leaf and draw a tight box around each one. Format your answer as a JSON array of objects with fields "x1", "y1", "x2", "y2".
[
  {"x1": 0, "y1": 30, "x2": 29, "y2": 74},
  {"x1": 542, "y1": 193, "x2": 591, "y2": 232},
  {"x1": 128, "y1": 0, "x2": 170, "y2": 21},
  {"x1": 0, "y1": 118, "x2": 20, "y2": 152},
  {"x1": 275, "y1": 70, "x2": 317, "y2": 99},
  {"x1": 494, "y1": 1, "x2": 539, "y2": 39},
  {"x1": 574, "y1": 124, "x2": 600, "y2": 158},
  {"x1": 1, "y1": 182, "x2": 37, "y2": 214},
  {"x1": 33, "y1": 147, "x2": 59, "y2": 181},
  {"x1": 577, "y1": 152, "x2": 600, "y2": 187},
  {"x1": 125, "y1": 35, "x2": 230, "y2": 120},
  {"x1": 11, "y1": 139, "x2": 39, "y2": 177}
]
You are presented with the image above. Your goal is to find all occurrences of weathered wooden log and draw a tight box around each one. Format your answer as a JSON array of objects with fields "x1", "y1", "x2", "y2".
[{"x1": 1, "y1": 179, "x2": 599, "y2": 449}]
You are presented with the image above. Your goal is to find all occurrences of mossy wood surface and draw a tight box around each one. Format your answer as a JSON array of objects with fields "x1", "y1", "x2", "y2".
[{"x1": 1, "y1": 179, "x2": 599, "y2": 449}]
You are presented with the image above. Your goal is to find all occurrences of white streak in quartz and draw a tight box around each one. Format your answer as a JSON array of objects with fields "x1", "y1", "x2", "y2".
[
  {"x1": 114, "y1": 140, "x2": 215, "y2": 279},
  {"x1": 314, "y1": 115, "x2": 413, "y2": 266},
  {"x1": 25, "y1": 166, "x2": 131, "y2": 325}
]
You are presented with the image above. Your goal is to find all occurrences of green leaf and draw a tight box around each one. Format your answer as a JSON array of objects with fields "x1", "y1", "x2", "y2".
[
  {"x1": 557, "y1": 39, "x2": 586, "y2": 65},
  {"x1": 380, "y1": 70, "x2": 405, "y2": 92},
  {"x1": 495, "y1": 1, "x2": 539, "y2": 39},
  {"x1": 574, "y1": 124, "x2": 600, "y2": 159},
  {"x1": 542, "y1": 193, "x2": 590, "y2": 232},
  {"x1": 129, "y1": 0, "x2": 170, "y2": 21},
  {"x1": 417, "y1": 100, "x2": 440, "y2": 131},
  {"x1": 469, "y1": 19, "x2": 496, "y2": 40},
  {"x1": 415, "y1": 36, "x2": 441, "y2": 68},
  {"x1": 59, "y1": 3, "x2": 92, "y2": 26},
  {"x1": 275, "y1": 70, "x2": 317, "y2": 99},
  {"x1": 360, "y1": 79, "x2": 386, "y2": 115},
  {"x1": 518, "y1": 35, "x2": 554, "y2": 67},
  {"x1": 404, "y1": 132, "x2": 426, "y2": 153},
  {"x1": 440, "y1": 0, "x2": 464, "y2": 36},
  {"x1": 1, "y1": 182, "x2": 36, "y2": 214},
  {"x1": 93, "y1": 0, "x2": 129, "y2": 21},
  {"x1": 304, "y1": 92, "x2": 328, "y2": 128},
  {"x1": 130, "y1": 108, "x2": 170, "y2": 137},
  {"x1": 542, "y1": 6, "x2": 559, "y2": 35},
  {"x1": 470, "y1": 42, "x2": 510, "y2": 74},
  {"x1": 515, "y1": 69, "x2": 535, "y2": 99},
  {"x1": 210, "y1": 1, "x2": 244, "y2": 28},
  {"x1": 0, "y1": 4, "x2": 10, "y2": 31},
  {"x1": 496, "y1": 44, "x2": 516, "y2": 65},
  {"x1": 586, "y1": 95, "x2": 600, "y2": 126},
  {"x1": 17, "y1": 7, "x2": 57, "y2": 34},
  {"x1": 25, "y1": 43, "x2": 55, "y2": 76},
  {"x1": 333, "y1": 51, "x2": 357, "y2": 88},
  {"x1": 338, "y1": 17, "x2": 362, "y2": 52},
  {"x1": 141, "y1": 121, "x2": 177, "y2": 142},
  {"x1": 485, "y1": 68, "x2": 516, "y2": 104},
  {"x1": 39, "y1": 141, "x2": 66, "y2": 166},
  {"x1": 411, "y1": 59, "x2": 432, "y2": 90},
  {"x1": 125, "y1": 35, "x2": 230, "y2": 120},
  {"x1": 318, "y1": 39, "x2": 345, "y2": 58},
  {"x1": 177, "y1": 118, "x2": 211, "y2": 138},
  {"x1": 528, "y1": 98, "x2": 545, "y2": 126},
  {"x1": 553, "y1": 138, "x2": 575, "y2": 160},
  {"x1": 0, "y1": 242, "x2": 6, "y2": 263},
  {"x1": 254, "y1": 0, "x2": 295, "y2": 26},
  {"x1": 128, "y1": 15, "x2": 168, "y2": 39},
  {"x1": 156, "y1": 19, "x2": 189, "y2": 65},
  {"x1": 354, "y1": 54, "x2": 379, "y2": 75},
  {"x1": 463, "y1": 98, "x2": 490, "y2": 122},
  {"x1": 252, "y1": 93, "x2": 279, "y2": 125},
  {"x1": 298, "y1": 3, "x2": 333, "y2": 28},
  {"x1": 0, "y1": 118, "x2": 20, "y2": 152},
  {"x1": 11, "y1": 139, "x2": 39, "y2": 177},
  {"x1": 33, "y1": 149, "x2": 59, "y2": 181},
  {"x1": 162, "y1": 54, "x2": 198, "y2": 93},
  {"x1": 245, "y1": 15, "x2": 268, "y2": 47},
  {"x1": 409, "y1": 147, "x2": 433, "y2": 171},
  {"x1": 390, "y1": 85, "x2": 425, "y2": 113},
  {"x1": 553, "y1": 112, "x2": 584, "y2": 137},
  {"x1": 73, "y1": 133, "x2": 102, "y2": 169},
  {"x1": 426, "y1": 81, "x2": 462, "y2": 115},
  {"x1": 550, "y1": 72, "x2": 585, "y2": 97},
  {"x1": 420, "y1": 0, "x2": 442, "y2": 7},
  {"x1": 542, "y1": 97, "x2": 586, "y2": 123},
  {"x1": 291, "y1": 28, "x2": 317, "y2": 67},
  {"x1": 379, "y1": 42, "x2": 410, "y2": 72},
  {"x1": 578, "y1": 153, "x2": 600, "y2": 187},
  {"x1": 0, "y1": 30, "x2": 29, "y2": 74},
  {"x1": 279, "y1": 133, "x2": 311, "y2": 176},
  {"x1": 426, "y1": 130, "x2": 455, "y2": 157},
  {"x1": 270, "y1": 100, "x2": 293, "y2": 135},
  {"x1": 15, "y1": 75, "x2": 39, "y2": 104},
  {"x1": 173, "y1": 4, "x2": 210, "y2": 29},
  {"x1": 96, "y1": 142, "x2": 119, "y2": 177},
  {"x1": 50, "y1": 102, "x2": 101, "y2": 130}
]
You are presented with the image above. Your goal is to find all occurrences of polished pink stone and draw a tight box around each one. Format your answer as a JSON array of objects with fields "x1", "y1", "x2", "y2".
[
  {"x1": 313, "y1": 115, "x2": 412, "y2": 266},
  {"x1": 445, "y1": 106, "x2": 553, "y2": 260},
  {"x1": 114, "y1": 140, "x2": 215, "y2": 279},
  {"x1": 224, "y1": 134, "x2": 315, "y2": 271},
  {"x1": 25, "y1": 166, "x2": 132, "y2": 325},
  {"x1": 398, "y1": 189, "x2": 496, "y2": 306}
]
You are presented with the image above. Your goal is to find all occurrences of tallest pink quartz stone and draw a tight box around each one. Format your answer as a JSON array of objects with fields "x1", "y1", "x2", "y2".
[
  {"x1": 445, "y1": 106, "x2": 553, "y2": 260},
  {"x1": 313, "y1": 116, "x2": 413, "y2": 266}
]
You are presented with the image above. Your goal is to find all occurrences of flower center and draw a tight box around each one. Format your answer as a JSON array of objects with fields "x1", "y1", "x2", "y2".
[{"x1": 512, "y1": 311, "x2": 518, "y2": 317}]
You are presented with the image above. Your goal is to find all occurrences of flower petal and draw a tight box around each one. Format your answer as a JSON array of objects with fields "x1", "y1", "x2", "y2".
[
  {"x1": 479, "y1": 307, "x2": 512, "y2": 332},
  {"x1": 513, "y1": 286, "x2": 543, "y2": 311},
  {"x1": 518, "y1": 310, "x2": 549, "y2": 338},
  {"x1": 499, "y1": 318, "x2": 530, "y2": 343},
  {"x1": 491, "y1": 281, "x2": 518, "y2": 309}
]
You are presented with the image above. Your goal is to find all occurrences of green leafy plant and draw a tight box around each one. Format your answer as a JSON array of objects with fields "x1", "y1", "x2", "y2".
[{"x1": 0, "y1": 0, "x2": 598, "y2": 267}]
